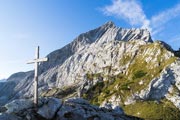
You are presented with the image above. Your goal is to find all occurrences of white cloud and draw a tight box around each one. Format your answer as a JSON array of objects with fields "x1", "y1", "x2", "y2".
[
  {"x1": 102, "y1": 0, "x2": 151, "y2": 30},
  {"x1": 151, "y1": 27, "x2": 165, "y2": 36},
  {"x1": 102, "y1": 0, "x2": 180, "y2": 35},
  {"x1": 151, "y1": 4, "x2": 180, "y2": 30}
]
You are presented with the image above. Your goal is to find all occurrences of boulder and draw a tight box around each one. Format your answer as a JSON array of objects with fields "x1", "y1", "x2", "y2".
[
  {"x1": 0, "y1": 113, "x2": 22, "y2": 120},
  {"x1": 5, "y1": 99, "x2": 33, "y2": 113},
  {"x1": 37, "y1": 97, "x2": 62, "y2": 119}
]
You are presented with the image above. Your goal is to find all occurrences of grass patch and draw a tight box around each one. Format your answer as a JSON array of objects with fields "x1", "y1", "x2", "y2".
[
  {"x1": 86, "y1": 72, "x2": 102, "y2": 80},
  {"x1": 120, "y1": 81, "x2": 134, "y2": 90},
  {"x1": 133, "y1": 70, "x2": 147, "y2": 79},
  {"x1": 41, "y1": 85, "x2": 78, "y2": 99},
  {"x1": 120, "y1": 54, "x2": 131, "y2": 65},
  {"x1": 123, "y1": 100, "x2": 180, "y2": 120}
]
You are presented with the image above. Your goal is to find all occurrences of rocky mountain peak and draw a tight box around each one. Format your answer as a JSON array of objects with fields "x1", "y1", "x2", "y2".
[
  {"x1": 101, "y1": 21, "x2": 115, "y2": 28},
  {"x1": 1, "y1": 21, "x2": 180, "y2": 119},
  {"x1": 39, "y1": 22, "x2": 153, "y2": 72}
]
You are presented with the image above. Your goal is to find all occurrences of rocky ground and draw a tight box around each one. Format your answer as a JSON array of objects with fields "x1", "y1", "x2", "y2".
[{"x1": 0, "y1": 97, "x2": 141, "y2": 120}]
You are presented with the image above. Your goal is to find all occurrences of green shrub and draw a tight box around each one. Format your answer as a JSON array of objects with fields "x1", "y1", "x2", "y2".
[
  {"x1": 133, "y1": 70, "x2": 147, "y2": 79},
  {"x1": 104, "y1": 89, "x2": 110, "y2": 94},
  {"x1": 120, "y1": 82, "x2": 134, "y2": 90}
]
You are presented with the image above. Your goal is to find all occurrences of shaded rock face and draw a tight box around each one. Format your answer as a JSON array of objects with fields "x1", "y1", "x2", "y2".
[
  {"x1": 174, "y1": 50, "x2": 180, "y2": 57},
  {"x1": 0, "y1": 71, "x2": 34, "y2": 105},
  {"x1": 0, "y1": 97, "x2": 141, "y2": 120},
  {"x1": 0, "y1": 113, "x2": 22, "y2": 120},
  {"x1": 0, "y1": 21, "x2": 153, "y2": 106}
]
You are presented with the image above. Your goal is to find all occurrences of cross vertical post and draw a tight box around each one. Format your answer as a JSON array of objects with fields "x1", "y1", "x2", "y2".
[
  {"x1": 34, "y1": 46, "x2": 39, "y2": 107},
  {"x1": 27, "y1": 46, "x2": 48, "y2": 108}
]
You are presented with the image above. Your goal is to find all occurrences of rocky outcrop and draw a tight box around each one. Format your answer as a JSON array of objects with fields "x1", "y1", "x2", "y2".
[
  {"x1": 0, "y1": 21, "x2": 153, "y2": 106},
  {"x1": 138, "y1": 67, "x2": 175, "y2": 100},
  {"x1": 0, "y1": 97, "x2": 141, "y2": 120},
  {"x1": 122, "y1": 60, "x2": 180, "y2": 109}
]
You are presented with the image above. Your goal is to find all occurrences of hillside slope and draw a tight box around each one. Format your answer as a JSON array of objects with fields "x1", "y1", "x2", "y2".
[{"x1": 0, "y1": 21, "x2": 180, "y2": 119}]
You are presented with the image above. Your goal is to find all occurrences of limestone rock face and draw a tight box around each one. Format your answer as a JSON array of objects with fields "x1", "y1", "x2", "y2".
[
  {"x1": 40, "y1": 21, "x2": 152, "y2": 73},
  {"x1": 0, "y1": 21, "x2": 153, "y2": 106},
  {"x1": 164, "y1": 61, "x2": 180, "y2": 108},
  {"x1": 138, "y1": 67, "x2": 175, "y2": 100},
  {"x1": 123, "y1": 60, "x2": 180, "y2": 109}
]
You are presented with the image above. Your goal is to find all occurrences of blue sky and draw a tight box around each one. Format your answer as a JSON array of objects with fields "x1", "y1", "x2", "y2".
[{"x1": 0, "y1": 0, "x2": 180, "y2": 79}]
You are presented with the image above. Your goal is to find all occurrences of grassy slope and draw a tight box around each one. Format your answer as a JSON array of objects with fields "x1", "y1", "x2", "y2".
[
  {"x1": 124, "y1": 99, "x2": 180, "y2": 120},
  {"x1": 82, "y1": 41, "x2": 178, "y2": 119}
]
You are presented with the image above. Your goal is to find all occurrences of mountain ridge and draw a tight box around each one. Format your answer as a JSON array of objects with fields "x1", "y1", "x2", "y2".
[
  {"x1": 39, "y1": 21, "x2": 153, "y2": 73},
  {"x1": 1, "y1": 21, "x2": 180, "y2": 119}
]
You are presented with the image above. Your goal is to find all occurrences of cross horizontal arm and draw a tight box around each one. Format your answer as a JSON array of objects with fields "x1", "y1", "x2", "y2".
[{"x1": 27, "y1": 57, "x2": 48, "y2": 64}]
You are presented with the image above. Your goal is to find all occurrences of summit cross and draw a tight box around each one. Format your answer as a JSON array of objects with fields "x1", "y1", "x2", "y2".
[{"x1": 27, "y1": 46, "x2": 48, "y2": 107}]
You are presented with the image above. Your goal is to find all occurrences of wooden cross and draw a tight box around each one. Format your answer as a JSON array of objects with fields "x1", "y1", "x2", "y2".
[{"x1": 27, "y1": 46, "x2": 48, "y2": 107}]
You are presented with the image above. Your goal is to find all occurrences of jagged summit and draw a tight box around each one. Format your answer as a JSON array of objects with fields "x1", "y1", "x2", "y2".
[
  {"x1": 98, "y1": 21, "x2": 152, "y2": 42},
  {"x1": 101, "y1": 21, "x2": 115, "y2": 28},
  {"x1": 39, "y1": 21, "x2": 153, "y2": 71},
  {"x1": 75, "y1": 21, "x2": 153, "y2": 45}
]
